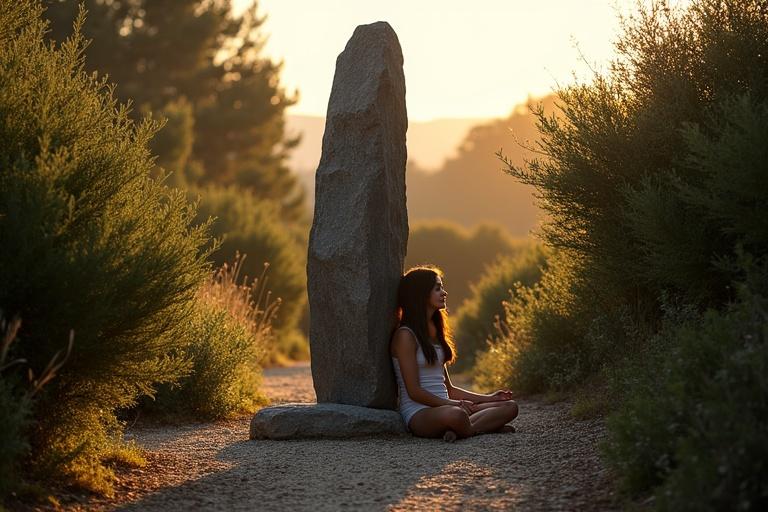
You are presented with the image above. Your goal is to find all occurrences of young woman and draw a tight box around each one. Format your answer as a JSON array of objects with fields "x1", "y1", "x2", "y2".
[{"x1": 390, "y1": 266, "x2": 519, "y2": 441}]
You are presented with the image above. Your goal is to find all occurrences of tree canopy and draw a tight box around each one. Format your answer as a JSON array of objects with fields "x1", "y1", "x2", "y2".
[{"x1": 44, "y1": 0, "x2": 304, "y2": 220}]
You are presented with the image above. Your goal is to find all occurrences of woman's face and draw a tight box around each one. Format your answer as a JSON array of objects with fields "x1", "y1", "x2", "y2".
[{"x1": 427, "y1": 276, "x2": 448, "y2": 311}]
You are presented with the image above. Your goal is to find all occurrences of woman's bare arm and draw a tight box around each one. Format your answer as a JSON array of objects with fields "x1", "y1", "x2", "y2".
[
  {"x1": 444, "y1": 367, "x2": 512, "y2": 403},
  {"x1": 392, "y1": 329, "x2": 461, "y2": 407}
]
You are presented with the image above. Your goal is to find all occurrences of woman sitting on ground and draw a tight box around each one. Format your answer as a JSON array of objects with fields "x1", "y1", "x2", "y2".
[{"x1": 390, "y1": 265, "x2": 519, "y2": 441}]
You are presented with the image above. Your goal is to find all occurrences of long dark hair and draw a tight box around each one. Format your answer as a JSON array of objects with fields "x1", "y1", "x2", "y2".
[{"x1": 396, "y1": 266, "x2": 456, "y2": 365}]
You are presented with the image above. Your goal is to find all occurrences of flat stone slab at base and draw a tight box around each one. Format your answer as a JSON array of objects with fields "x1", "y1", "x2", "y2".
[{"x1": 249, "y1": 403, "x2": 407, "y2": 440}]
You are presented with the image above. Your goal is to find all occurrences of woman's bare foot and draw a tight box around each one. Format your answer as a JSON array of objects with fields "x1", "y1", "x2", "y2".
[{"x1": 443, "y1": 430, "x2": 458, "y2": 442}]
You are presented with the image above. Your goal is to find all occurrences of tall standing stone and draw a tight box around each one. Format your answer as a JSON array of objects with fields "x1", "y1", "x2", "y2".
[{"x1": 307, "y1": 21, "x2": 408, "y2": 409}]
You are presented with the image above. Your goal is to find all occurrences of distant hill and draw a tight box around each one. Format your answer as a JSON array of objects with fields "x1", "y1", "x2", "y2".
[
  {"x1": 407, "y1": 96, "x2": 557, "y2": 237},
  {"x1": 286, "y1": 115, "x2": 486, "y2": 174}
]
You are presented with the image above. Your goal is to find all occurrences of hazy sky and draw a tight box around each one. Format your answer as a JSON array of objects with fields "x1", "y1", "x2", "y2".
[{"x1": 236, "y1": 1, "x2": 680, "y2": 121}]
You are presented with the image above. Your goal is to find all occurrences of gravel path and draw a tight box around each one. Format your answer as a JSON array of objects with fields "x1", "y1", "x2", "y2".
[{"x1": 72, "y1": 363, "x2": 618, "y2": 511}]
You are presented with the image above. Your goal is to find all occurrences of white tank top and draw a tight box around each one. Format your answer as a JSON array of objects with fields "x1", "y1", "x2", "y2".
[{"x1": 391, "y1": 326, "x2": 449, "y2": 425}]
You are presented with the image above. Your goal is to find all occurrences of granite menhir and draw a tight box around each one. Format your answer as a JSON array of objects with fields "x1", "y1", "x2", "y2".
[{"x1": 307, "y1": 21, "x2": 408, "y2": 409}]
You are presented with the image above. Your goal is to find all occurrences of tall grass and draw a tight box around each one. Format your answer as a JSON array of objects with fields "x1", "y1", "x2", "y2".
[
  {"x1": 200, "y1": 253, "x2": 281, "y2": 350},
  {"x1": 193, "y1": 185, "x2": 308, "y2": 362},
  {"x1": 148, "y1": 254, "x2": 280, "y2": 419}
]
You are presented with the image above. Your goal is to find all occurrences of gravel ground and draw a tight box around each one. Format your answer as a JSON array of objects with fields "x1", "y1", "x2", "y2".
[{"x1": 65, "y1": 363, "x2": 618, "y2": 511}]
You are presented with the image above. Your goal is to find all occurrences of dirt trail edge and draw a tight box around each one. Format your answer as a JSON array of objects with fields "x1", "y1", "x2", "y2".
[{"x1": 75, "y1": 363, "x2": 618, "y2": 511}]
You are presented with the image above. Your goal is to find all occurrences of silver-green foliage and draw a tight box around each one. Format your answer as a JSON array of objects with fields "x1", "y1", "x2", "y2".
[{"x1": 0, "y1": 1, "x2": 210, "y2": 488}]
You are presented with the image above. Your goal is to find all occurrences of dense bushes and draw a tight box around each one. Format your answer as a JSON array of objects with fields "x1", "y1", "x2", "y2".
[
  {"x1": 500, "y1": 0, "x2": 768, "y2": 312},
  {"x1": 625, "y1": 94, "x2": 768, "y2": 305},
  {"x1": 482, "y1": 0, "x2": 768, "y2": 507},
  {"x1": 605, "y1": 279, "x2": 768, "y2": 510},
  {"x1": 0, "y1": 2, "x2": 211, "y2": 493},
  {"x1": 453, "y1": 243, "x2": 548, "y2": 370},
  {"x1": 474, "y1": 253, "x2": 592, "y2": 392},
  {"x1": 0, "y1": 1, "x2": 298, "y2": 502},
  {"x1": 490, "y1": 0, "x2": 768, "y2": 392}
]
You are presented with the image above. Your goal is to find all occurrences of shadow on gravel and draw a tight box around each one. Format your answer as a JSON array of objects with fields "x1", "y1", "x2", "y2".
[
  {"x1": 116, "y1": 433, "x2": 526, "y2": 511},
  {"x1": 115, "y1": 400, "x2": 618, "y2": 511}
]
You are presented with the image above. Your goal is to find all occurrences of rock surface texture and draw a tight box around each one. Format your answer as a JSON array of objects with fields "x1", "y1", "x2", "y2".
[
  {"x1": 249, "y1": 403, "x2": 407, "y2": 440},
  {"x1": 307, "y1": 21, "x2": 408, "y2": 409}
]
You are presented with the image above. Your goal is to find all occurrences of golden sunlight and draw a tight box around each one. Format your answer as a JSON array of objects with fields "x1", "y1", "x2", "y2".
[{"x1": 235, "y1": 0, "x2": 691, "y2": 121}]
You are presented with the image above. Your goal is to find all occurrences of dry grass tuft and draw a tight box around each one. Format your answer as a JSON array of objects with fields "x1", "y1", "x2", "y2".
[{"x1": 198, "y1": 252, "x2": 281, "y2": 362}]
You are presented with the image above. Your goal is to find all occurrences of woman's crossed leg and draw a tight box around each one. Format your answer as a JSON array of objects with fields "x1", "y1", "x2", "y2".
[
  {"x1": 469, "y1": 400, "x2": 519, "y2": 434},
  {"x1": 409, "y1": 401, "x2": 519, "y2": 440}
]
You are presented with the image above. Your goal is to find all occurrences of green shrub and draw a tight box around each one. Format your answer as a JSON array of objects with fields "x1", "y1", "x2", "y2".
[
  {"x1": 453, "y1": 243, "x2": 548, "y2": 371},
  {"x1": 604, "y1": 283, "x2": 768, "y2": 510},
  {"x1": 192, "y1": 185, "x2": 307, "y2": 361},
  {"x1": 0, "y1": 2, "x2": 210, "y2": 492},
  {"x1": 625, "y1": 94, "x2": 768, "y2": 306},
  {"x1": 474, "y1": 253, "x2": 591, "y2": 392},
  {"x1": 492, "y1": 0, "x2": 768, "y2": 392},
  {"x1": 149, "y1": 257, "x2": 277, "y2": 419},
  {"x1": 500, "y1": 0, "x2": 768, "y2": 315},
  {"x1": 488, "y1": 1, "x2": 768, "y2": 508}
]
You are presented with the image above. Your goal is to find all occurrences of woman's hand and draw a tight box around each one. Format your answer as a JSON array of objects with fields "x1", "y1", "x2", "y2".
[
  {"x1": 488, "y1": 390, "x2": 514, "y2": 401},
  {"x1": 455, "y1": 399, "x2": 479, "y2": 415}
]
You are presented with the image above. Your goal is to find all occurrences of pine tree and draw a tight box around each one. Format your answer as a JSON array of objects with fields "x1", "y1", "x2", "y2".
[{"x1": 44, "y1": 0, "x2": 304, "y2": 221}]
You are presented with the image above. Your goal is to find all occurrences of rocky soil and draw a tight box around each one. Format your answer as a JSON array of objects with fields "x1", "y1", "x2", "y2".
[{"x1": 60, "y1": 363, "x2": 618, "y2": 511}]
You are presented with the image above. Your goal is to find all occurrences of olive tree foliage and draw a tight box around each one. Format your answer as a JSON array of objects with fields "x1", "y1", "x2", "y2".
[{"x1": 44, "y1": 0, "x2": 305, "y2": 221}]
